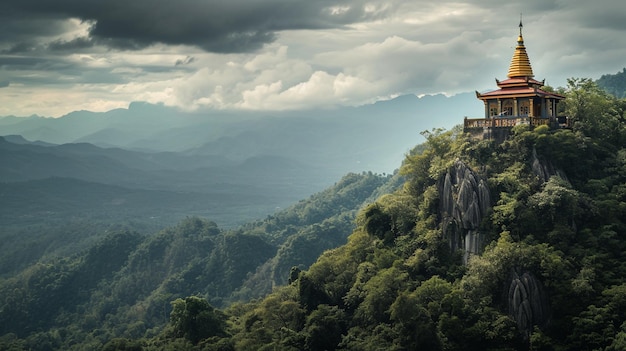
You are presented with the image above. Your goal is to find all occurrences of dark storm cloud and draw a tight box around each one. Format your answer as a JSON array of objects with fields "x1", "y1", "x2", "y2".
[
  {"x1": 175, "y1": 56, "x2": 195, "y2": 66},
  {"x1": 47, "y1": 37, "x2": 96, "y2": 52},
  {"x1": 576, "y1": 10, "x2": 626, "y2": 31},
  {"x1": 0, "y1": 0, "x2": 391, "y2": 53},
  {"x1": 0, "y1": 55, "x2": 92, "y2": 86},
  {"x1": 0, "y1": 55, "x2": 73, "y2": 71}
]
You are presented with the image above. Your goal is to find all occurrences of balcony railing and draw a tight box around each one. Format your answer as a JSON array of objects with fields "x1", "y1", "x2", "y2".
[{"x1": 464, "y1": 116, "x2": 551, "y2": 129}]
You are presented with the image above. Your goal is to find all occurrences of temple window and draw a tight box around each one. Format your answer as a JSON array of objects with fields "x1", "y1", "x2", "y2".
[
  {"x1": 519, "y1": 101, "x2": 530, "y2": 116},
  {"x1": 503, "y1": 100, "x2": 513, "y2": 116},
  {"x1": 489, "y1": 102, "x2": 498, "y2": 116}
]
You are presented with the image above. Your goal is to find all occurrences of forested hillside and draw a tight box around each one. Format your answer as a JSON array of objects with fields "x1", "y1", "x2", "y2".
[
  {"x1": 598, "y1": 68, "x2": 626, "y2": 99},
  {"x1": 2, "y1": 77, "x2": 626, "y2": 350},
  {"x1": 0, "y1": 172, "x2": 397, "y2": 350},
  {"x1": 64, "y1": 77, "x2": 626, "y2": 350}
]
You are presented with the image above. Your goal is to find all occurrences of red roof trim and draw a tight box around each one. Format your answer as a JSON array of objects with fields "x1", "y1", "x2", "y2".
[
  {"x1": 478, "y1": 87, "x2": 565, "y2": 99},
  {"x1": 498, "y1": 77, "x2": 543, "y2": 86}
]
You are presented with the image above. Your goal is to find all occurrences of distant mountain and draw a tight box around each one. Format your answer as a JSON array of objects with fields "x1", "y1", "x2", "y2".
[
  {"x1": 0, "y1": 93, "x2": 480, "y2": 236},
  {"x1": 187, "y1": 93, "x2": 480, "y2": 174},
  {"x1": 0, "y1": 136, "x2": 155, "y2": 184},
  {"x1": 72, "y1": 127, "x2": 141, "y2": 148},
  {"x1": 0, "y1": 93, "x2": 480, "y2": 238},
  {"x1": 1, "y1": 134, "x2": 54, "y2": 147},
  {"x1": 597, "y1": 68, "x2": 626, "y2": 98},
  {"x1": 1, "y1": 93, "x2": 481, "y2": 175},
  {"x1": 0, "y1": 177, "x2": 283, "y2": 229},
  {"x1": 0, "y1": 136, "x2": 336, "y2": 229}
]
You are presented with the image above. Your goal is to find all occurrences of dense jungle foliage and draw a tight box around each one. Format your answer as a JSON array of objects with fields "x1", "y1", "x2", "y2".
[
  {"x1": 2, "y1": 77, "x2": 626, "y2": 350},
  {"x1": 0, "y1": 172, "x2": 397, "y2": 350}
]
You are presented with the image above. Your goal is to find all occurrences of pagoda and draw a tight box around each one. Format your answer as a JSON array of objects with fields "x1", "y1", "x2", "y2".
[{"x1": 464, "y1": 20, "x2": 566, "y2": 140}]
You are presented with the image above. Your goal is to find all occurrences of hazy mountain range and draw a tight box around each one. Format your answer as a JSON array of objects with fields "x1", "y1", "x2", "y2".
[
  {"x1": 1, "y1": 93, "x2": 479, "y2": 171},
  {"x1": 1, "y1": 93, "x2": 480, "y2": 228}
]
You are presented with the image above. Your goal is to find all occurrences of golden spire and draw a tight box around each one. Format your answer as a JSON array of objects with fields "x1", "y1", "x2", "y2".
[{"x1": 507, "y1": 17, "x2": 534, "y2": 78}]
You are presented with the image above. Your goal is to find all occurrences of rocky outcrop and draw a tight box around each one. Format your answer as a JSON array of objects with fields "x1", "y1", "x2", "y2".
[
  {"x1": 440, "y1": 159, "x2": 551, "y2": 337},
  {"x1": 508, "y1": 271, "x2": 550, "y2": 339},
  {"x1": 531, "y1": 147, "x2": 568, "y2": 183},
  {"x1": 440, "y1": 160, "x2": 491, "y2": 264}
]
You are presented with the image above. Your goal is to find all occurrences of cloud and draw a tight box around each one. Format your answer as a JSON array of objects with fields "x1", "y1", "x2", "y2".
[
  {"x1": 175, "y1": 56, "x2": 195, "y2": 66},
  {"x1": 0, "y1": 0, "x2": 401, "y2": 54},
  {"x1": 2, "y1": 0, "x2": 626, "y2": 117}
]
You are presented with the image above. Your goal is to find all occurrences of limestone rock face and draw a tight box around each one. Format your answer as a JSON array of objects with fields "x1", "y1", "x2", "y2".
[
  {"x1": 531, "y1": 147, "x2": 568, "y2": 183},
  {"x1": 440, "y1": 160, "x2": 491, "y2": 263},
  {"x1": 508, "y1": 271, "x2": 550, "y2": 339}
]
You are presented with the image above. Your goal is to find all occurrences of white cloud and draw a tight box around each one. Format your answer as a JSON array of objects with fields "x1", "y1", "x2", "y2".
[{"x1": 3, "y1": 0, "x2": 626, "y2": 117}]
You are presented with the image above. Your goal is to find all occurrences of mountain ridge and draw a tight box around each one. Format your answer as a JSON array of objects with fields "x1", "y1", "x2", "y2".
[{"x1": 1, "y1": 93, "x2": 480, "y2": 174}]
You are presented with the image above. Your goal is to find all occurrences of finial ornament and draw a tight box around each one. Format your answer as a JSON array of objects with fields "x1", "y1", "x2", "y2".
[{"x1": 517, "y1": 13, "x2": 524, "y2": 45}]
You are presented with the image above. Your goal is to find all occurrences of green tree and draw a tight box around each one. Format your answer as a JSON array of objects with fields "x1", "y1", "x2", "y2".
[
  {"x1": 353, "y1": 266, "x2": 408, "y2": 324},
  {"x1": 401, "y1": 128, "x2": 466, "y2": 200},
  {"x1": 563, "y1": 77, "x2": 623, "y2": 145},
  {"x1": 527, "y1": 176, "x2": 581, "y2": 227},
  {"x1": 102, "y1": 338, "x2": 144, "y2": 351},
  {"x1": 0, "y1": 334, "x2": 26, "y2": 351},
  {"x1": 303, "y1": 304, "x2": 347, "y2": 351},
  {"x1": 169, "y1": 296, "x2": 227, "y2": 344}
]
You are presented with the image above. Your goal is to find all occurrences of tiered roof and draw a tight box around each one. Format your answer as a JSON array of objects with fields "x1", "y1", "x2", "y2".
[
  {"x1": 507, "y1": 23, "x2": 534, "y2": 79},
  {"x1": 476, "y1": 21, "x2": 565, "y2": 101}
]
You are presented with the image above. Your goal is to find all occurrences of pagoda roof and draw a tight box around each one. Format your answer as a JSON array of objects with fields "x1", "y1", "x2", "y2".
[
  {"x1": 507, "y1": 20, "x2": 534, "y2": 79},
  {"x1": 508, "y1": 35, "x2": 534, "y2": 78},
  {"x1": 475, "y1": 19, "x2": 565, "y2": 101}
]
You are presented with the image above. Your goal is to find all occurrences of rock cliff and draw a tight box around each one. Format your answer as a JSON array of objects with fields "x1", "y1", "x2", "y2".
[
  {"x1": 531, "y1": 147, "x2": 568, "y2": 183},
  {"x1": 508, "y1": 271, "x2": 550, "y2": 339},
  {"x1": 438, "y1": 151, "x2": 563, "y2": 338},
  {"x1": 440, "y1": 160, "x2": 491, "y2": 263}
]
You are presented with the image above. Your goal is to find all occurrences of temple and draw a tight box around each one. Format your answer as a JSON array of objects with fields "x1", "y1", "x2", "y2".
[{"x1": 464, "y1": 20, "x2": 567, "y2": 140}]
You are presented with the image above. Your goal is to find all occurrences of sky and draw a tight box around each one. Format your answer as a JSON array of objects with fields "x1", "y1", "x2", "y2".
[{"x1": 0, "y1": 0, "x2": 625, "y2": 117}]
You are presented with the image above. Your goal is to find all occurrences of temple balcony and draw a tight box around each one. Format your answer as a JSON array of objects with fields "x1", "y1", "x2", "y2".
[{"x1": 463, "y1": 116, "x2": 552, "y2": 129}]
